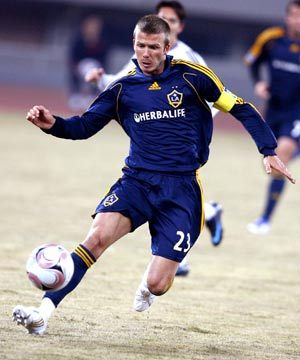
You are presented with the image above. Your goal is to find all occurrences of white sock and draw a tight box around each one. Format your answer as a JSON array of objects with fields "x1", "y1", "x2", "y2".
[{"x1": 38, "y1": 297, "x2": 55, "y2": 321}]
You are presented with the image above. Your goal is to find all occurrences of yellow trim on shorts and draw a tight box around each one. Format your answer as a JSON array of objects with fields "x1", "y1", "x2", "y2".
[{"x1": 196, "y1": 169, "x2": 205, "y2": 232}]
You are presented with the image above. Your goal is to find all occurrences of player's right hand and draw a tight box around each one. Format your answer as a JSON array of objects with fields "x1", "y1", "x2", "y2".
[
  {"x1": 85, "y1": 67, "x2": 104, "y2": 83},
  {"x1": 26, "y1": 105, "x2": 55, "y2": 130}
]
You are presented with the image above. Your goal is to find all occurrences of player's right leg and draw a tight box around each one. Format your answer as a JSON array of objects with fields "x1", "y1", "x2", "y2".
[{"x1": 13, "y1": 212, "x2": 131, "y2": 335}]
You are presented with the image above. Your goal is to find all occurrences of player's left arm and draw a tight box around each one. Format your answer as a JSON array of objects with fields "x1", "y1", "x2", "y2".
[
  {"x1": 214, "y1": 89, "x2": 295, "y2": 183},
  {"x1": 195, "y1": 68, "x2": 295, "y2": 183}
]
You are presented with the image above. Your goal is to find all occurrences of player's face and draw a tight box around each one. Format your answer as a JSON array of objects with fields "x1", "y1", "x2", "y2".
[
  {"x1": 134, "y1": 30, "x2": 170, "y2": 75},
  {"x1": 286, "y1": 5, "x2": 300, "y2": 38},
  {"x1": 157, "y1": 7, "x2": 184, "y2": 44}
]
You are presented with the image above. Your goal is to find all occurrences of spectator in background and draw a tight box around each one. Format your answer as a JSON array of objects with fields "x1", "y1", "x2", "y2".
[{"x1": 68, "y1": 15, "x2": 108, "y2": 111}]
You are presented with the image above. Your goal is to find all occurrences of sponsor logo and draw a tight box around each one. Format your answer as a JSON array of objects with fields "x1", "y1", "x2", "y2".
[
  {"x1": 134, "y1": 108, "x2": 186, "y2": 122},
  {"x1": 103, "y1": 193, "x2": 119, "y2": 207},
  {"x1": 167, "y1": 89, "x2": 183, "y2": 108},
  {"x1": 148, "y1": 81, "x2": 161, "y2": 90}
]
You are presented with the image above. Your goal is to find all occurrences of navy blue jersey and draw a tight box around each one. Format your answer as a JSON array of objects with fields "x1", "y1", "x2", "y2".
[
  {"x1": 46, "y1": 55, "x2": 276, "y2": 173},
  {"x1": 244, "y1": 26, "x2": 300, "y2": 110}
]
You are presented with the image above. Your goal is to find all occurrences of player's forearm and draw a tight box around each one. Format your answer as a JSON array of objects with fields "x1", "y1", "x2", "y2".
[
  {"x1": 43, "y1": 113, "x2": 109, "y2": 140},
  {"x1": 230, "y1": 103, "x2": 277, "y2": 155}
]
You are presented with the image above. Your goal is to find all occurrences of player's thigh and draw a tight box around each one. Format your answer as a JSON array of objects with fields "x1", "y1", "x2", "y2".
[
  {"x1": 83, "y1": 212, "x2": 131, "y2": 258},
  {"x1": 147, "y1": 255, "x2": 179, "y2": 295},
  {"x1": 94, "y1": 174, "x2": 152, "y2": 231},
  {"x1": 149, "y1": 175, "x2": 204, "y2": 263},
  {"x1": 276, "y1": 136, "x2": 298, "y2": 164}
]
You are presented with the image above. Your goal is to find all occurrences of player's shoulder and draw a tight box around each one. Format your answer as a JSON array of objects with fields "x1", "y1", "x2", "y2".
[
  {"x1": 254, "y1": 26, "x2": 285, "y2": 44},
  {"x1": 170, "y1": 58, "x2": 223, "y2": 90},
  {"x1": 171, "y1": 58, "x2": 212, "y2": 76},
  {"x1": 245, "y1": 26, "x2": 285, "y2": 64}
]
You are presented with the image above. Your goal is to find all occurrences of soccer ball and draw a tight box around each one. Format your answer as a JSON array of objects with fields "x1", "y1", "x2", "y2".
[{"x1": 26, "y1": 244, "x2": 74, "y2": 292}]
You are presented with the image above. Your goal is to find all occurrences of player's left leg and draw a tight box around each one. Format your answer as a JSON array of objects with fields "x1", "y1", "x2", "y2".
[
  {"x1": 133, "y1": 255, "x2": 179, "y2": 312},
  {"x1": 175, "y1": 201, "x2": 223, "y2": 277},
  {"x1": 134, "y1": 172, "x2": 203, "y2": 310}
]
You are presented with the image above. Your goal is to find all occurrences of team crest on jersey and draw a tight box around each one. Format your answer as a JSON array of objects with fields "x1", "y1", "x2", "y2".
[
  {"x1": 167, "y1": 89, "x2": 183, "y2": 108},
  {"x1": 103, "y1": 193, "x2": 119, "y2": 207}
]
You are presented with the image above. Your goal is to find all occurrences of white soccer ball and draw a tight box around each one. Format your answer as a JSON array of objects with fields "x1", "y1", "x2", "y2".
[{"x1": 26, "y1": 244, "x2": 74, "y2": 292}]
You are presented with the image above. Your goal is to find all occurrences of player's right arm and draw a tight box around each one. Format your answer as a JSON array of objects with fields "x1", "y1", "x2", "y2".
[
  {"x1": 27, "y1": 105, "x2": 56, "y2": 129},
  {"x1": 27, "y1": 84, "x2": 120, "y2": 140}
]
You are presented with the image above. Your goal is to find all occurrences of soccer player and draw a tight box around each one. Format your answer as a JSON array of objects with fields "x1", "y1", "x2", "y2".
[
  {"x1": 13, "y1": 15, "x2": 294, "y2": 336},
  {"x1": 245, "y1": 0, "x2": 300, "y2": 234},
  {"x1": 85, "y1": 1, "x2": 224, "y2": 276}
]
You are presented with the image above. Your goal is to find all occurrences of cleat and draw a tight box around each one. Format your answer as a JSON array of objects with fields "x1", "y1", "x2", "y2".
[
  {"x1": 175, "y1": 260, "x2": 190, "y2": 277},
  {"x1": 206, "y1": 202, "x2": 223, "y2": 246},
  {"x1": 247, "y1": 217, "x2": 270, "y2": 235},
  {"x1": 12, "y1": 305, "x2": 47, "y2": 335},
  {"x1": 133, "y1": 286, "x2": 156, "y2": 312}
]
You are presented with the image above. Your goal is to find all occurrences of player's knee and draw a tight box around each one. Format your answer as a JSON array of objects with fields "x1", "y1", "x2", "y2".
[{"x1": 147, "y1": 274, "x2": 173, "y2": 296}]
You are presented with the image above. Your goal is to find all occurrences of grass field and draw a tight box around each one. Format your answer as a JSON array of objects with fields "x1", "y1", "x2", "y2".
[{"x1": 1, "y1": 111, "x2": 300, "y2": 360}]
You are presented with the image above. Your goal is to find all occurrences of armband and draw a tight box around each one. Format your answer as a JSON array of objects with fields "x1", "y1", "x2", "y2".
[{"x1": 213, "y1": 90, "x2": 236, "y2": 112}]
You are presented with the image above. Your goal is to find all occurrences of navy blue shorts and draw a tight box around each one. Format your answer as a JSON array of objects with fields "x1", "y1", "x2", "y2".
[
  {"x1": 94, "y1": 167, "x2": 204, "y2": 262},
  {"x1": 266, "y1": 106, "x2": 300, "y2": 144}
]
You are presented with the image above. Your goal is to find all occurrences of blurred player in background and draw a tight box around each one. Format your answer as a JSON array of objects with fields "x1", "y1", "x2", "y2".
[
  {"x1": 245, "y1": 0, "x2": 300, "y2": 235},
  {"x1": 13, "y1": 14, "x2": 294, "y2": 336},
  {"x1": 68, "y1": 14, "x2": 108, "y2": 111},
  {"x1": 86, "y1": 0, "x2": 224, "y2": 277}
]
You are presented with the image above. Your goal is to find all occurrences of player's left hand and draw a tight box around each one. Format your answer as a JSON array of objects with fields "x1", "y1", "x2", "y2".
[{"x1": 263, "y1": 155, "x2": 296, "y2": 184}]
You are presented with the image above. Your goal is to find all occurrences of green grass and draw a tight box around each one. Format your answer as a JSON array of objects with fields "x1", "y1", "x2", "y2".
[{"x1": 1, "y1": 112, "x2": 300, "y2": 359}]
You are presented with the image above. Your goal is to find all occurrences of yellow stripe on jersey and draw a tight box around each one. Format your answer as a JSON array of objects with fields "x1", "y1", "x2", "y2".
[
  {"x1": 110, "y1": 83, "x2": 122, "y2": 124},
  {"x1": 196, "y1": 169, "x2": 205, "y2": 232},
  {"x1": 74, "y1": 245, "x2": 95, "y2": 268},
  {"x1": 172, "y1": 59, "x2": 224, "y2": 92},
  {"x1": 244, "y1": 27, "x2": 284, "y2": 64},
  {"x1": 127, "y1": 69, "x2": 136, "y2": 76},
  {"x1": 213, "y1": 90, "x2": 237, "y2": 112}
]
